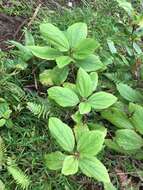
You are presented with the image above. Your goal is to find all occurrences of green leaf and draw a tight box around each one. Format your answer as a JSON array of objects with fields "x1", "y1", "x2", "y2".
[
  {"x1": 76, "y1": 68, "x2": 92, "y2": 98},
  {"x1": 40, "y1": 66, "x2": 69, "y2": 86},
  {"x1": 73, "y1": 39, "x2": 100, "y2": 60},
  {"x1": 116, "y1": 0, "x2": 134, "y2": 16},
  {"x1": 39, "y1": 69, "x2": 53, "y2": 86},
  {"x1": 51, "y1": 66, "x2": 69, "y2": 85},
  {"x1": 63, "y1": 82, "x2": 78, "y2": 94},
  {"x1": 101, "y1": 107, "x2": 134, "y2": 129},
  {"x1": 49, "y1": 117, "x2": 75, "y2": 152},
  {"x1": 117, "y1": 83, "x2": 143, "y2": 103},
  {"x1": 129, "y1": 103, "x2": 143, "y2": 135},
  {"x1": 79, "y1": 156, "x2": 110, "y2": 183},
  {"x1": 45, "y1": 151, "x2": 66, "y2": 170},
  {"x1": 104, "y1": 182, "x2": 117, "y2": 190},
  {"x1": 0, "y1": 180, "x2": 5, "y2": 190},
  {"x1": 67, "y1": 22, "x2": 87, "y2": 48},
  {"x1": 25, "y1": 30, "x2": 35, "y2": 46},
  {"x1": 28, "y1": 46, "x2": 61, "y2": 60},
  {"x1": 48, "y1": 86, "x2": 79, "y2": 107},
  {"x1": 56, "y1": 56, "x2": 73, "y2": 68},
  {"x1": 79, "y1": 102, "x2": 91, "y2": 114},
  {"x1": 88, "y1": 92, "x2": 117, "y2": 109},
  {"x1": 90, "y1": 72, "x2": 98, "y2": 92},
  {"x1": 115, "y1": 129, "x2": 143, "y2": 151},
  {"x1": 0, "y1": 119, "x2": 6, "y2": 127},
  {"x1": 62, "y1": 156, "x2": 79, "y2": 175},
  {"x1": 76, "y1": 55, "x2": 104, "y2": 72},
  {"x1": 77, "y1": 130, "x2": 106, "y2": 156},
  {"x1": 107, "y1": 39, "x2": 117, "y2": 54},
  {"x1": 71, "y1": 111, "x2": 83, "y2": 124},
  {"x1": 74, "y1": 123, "x2": 89, "y2": 141},
  {"x1": 40, "y1": 23, "x2": 69, "y2": 52},
  {"x1": 10, "y1": 40, "x2": 32, "y2": 61}
]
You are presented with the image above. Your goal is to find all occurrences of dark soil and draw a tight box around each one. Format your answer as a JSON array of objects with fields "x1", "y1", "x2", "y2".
[{"x1": 0, "y1": 13, "x2": 27, "y2": 50}]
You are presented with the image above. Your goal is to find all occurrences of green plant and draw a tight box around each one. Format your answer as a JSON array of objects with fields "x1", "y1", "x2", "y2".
[
  {"x1": 45, "y1": 117, "x2": 111, "y2": 186},
  {"x1": 48, "y1": 68, "x2": 117, "y2": 114},
  {"x1": 101, "y1": 102, "x2": 143, "y2": 159},
  {"x1": 0, "y1": 137, "x2": 30, "y2": 189},
  {"x1": 28, "y1": 22, "x2": 105, "y2": 86}
]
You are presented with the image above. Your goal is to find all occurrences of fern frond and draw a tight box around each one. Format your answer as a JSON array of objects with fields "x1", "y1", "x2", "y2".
[
  {"x1": 7, "y1": 165, "x2": 30, "y2": 190},
  {"x1": 104, "y1": 71, "x2": 131, "y2": 84},
  {"x1": 27, "y1": 101, "x2": 50, "y2": 119}
]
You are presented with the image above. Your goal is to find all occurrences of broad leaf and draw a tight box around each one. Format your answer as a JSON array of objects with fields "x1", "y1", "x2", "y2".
[
  {"x1": 76, "y1": 54, "x2": 104, "y2": 72},
  {"x1": 79, "y1": 102, "x2": 91, "y2": 114},
  {"x1": 49, "y1": 117, "x2": 75, "y2": 152},
  {"x1": 117, "y1": 83, "x2": 143, "y2": 103},
  {"x1": 88, "y1": 92, "x2": 117, "y2": 109},
  {"x1": 76, "y1": 68, "x2": 92, "y2": 98},
  {"x1": 73, "y1": 39, "x2": 100, "y2": 60},
  {"x1": 74, "y1": 123, "x2": 89, "y2": 141},
  {"x1": 101, "y1": 107, "x2": 134, "y2": 129},
  {"x1": 56, "y1": 56, "x2": 73, "y2": 68},
  {"x1": 62, "y1": 156, "x2": 79, "y2": 175},
  {"x1": 28, "y1": 46, "x2": 61, "y2": 60},
  {"x1": 115, "y1": 129, "x2": 143, "y2": 150},
  {"x1": 40, "y1": 66, "x2": 69, "y2": 86},
  {"x1": 40, "y1": 23, "x2": 69, "y2": 52},
  {"x1": 48, "y1": 86, "x2": 79, "y2": 107},
  {"x1": 79, "y1": 156, "x2": 110, "y2": 183},
  {"x1": 0, "y1": 119, "x2": 6, "y2": 127},
  {"x1": 45, "y1": 151, "x2": 66, "y2": 170},
  {"x1": 67, "y1": 22, "x2": 87, "y2": 47},
  {"x1": 129, "y1": 103, "x2": 143, "y2": 135},
  {"x1": 77, "y1": 130, "x2": 106, "y2": 156},
  {"x1": 90, "y1": 72, "x2": 98, "y2": 92}
]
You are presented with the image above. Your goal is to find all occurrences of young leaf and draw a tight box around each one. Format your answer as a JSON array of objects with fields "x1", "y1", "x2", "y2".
[
  {"x1": 48, "y1": 86, "x2": 79, "y2": 107},
  {"x1": 79, "y1": 156, "x2": 110, "y2": 183},
  {"x1": 49, "y1": 117, "x2": 75, "y2": 152},
  {"x1": 101, "y1": 107, "x2": 134, "y2": 129},
  {"x1": 62, "y1": 155, "x2": 79, "y2": 175},
  {"x1": 74, "y1": 123, "x2": 89, "y2": 141},
  {"x1": 115, "y1": 129, "x2": 143, "y2": 151},
  {"x1": 77, "y1": 130, "x2": 106, "y2": 156},
  {"x1": 117, "y1": 83, "x2": 143, "y2": 103},
  {"x1": 73, "y1": 39, "x2": 100, "y2": 60},
  {"x1": 79, "y1": 102, "x2": 91, "y2": 114},
  {"x1": 56, "y1": 56, "x2": 73, "y2": 68},
  {"x1": 90, "y1": 72, "x2": 98, "y2": 92},
  {"x1": 129, "y1": 103, "x2": 143, "y2": 134},
  {"x1": 28, "y1": 46, "x2": 61, "y2": 60},
  {"x1": 44, "y1": 151, "x2": 66, "y2": 170},
  {"x1": 67, "y1": 22, "x2": 87, "y2": 48},
  {"x1": 88, "y1": 92, "x2": 117, "y2": 109},
  {"x1": 76, "y1": 55, "x2": 104, "y2": 72},
  {"x1": 40, "y1": 23, "x2": 69, "y2": 52},
  {"x1": 76, "y1": 68, "x2": 92, "y2": 98}
]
